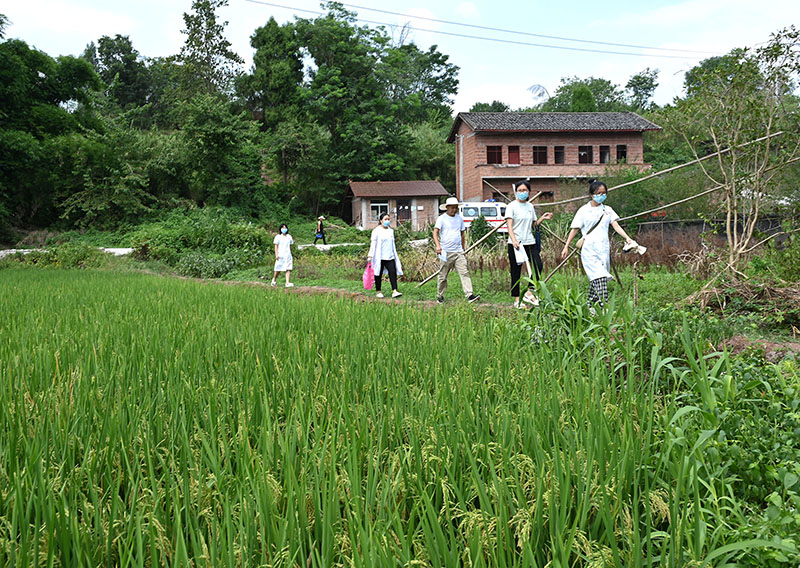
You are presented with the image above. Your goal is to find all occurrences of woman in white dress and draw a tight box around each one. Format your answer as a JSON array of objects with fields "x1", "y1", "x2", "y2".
[
  {"x1": 367, "y1": 213, "x2": 403, "y2": 298},
  {"x1": 272, "y1": 223, "x2": 295, "y2": 287},
  {"x1": 560, "y1": 180, "x2": 635, "y2": 308}
]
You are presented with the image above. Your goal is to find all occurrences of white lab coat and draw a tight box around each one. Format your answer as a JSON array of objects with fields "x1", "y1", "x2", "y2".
[{"x1": 570, "y1": 203, "x2": 619, "y2": 281}]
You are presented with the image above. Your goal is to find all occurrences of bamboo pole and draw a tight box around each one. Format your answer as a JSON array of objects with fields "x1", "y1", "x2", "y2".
[{"x1": 535, "y1": 131, "x2": 785, "y2": 209}]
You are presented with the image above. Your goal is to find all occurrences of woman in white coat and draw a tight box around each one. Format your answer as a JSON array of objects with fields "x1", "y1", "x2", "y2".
[
  {"x1": 367, "y1": 213, "x2": 403, "y2": 298},
  {"x1": 560, "y1": 179, "x2": 635, "y2": 307}
]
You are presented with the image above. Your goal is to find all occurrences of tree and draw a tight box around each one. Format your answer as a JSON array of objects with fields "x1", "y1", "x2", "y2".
[
  {"x1": 0, "y1": 13, "x2": 7, "y2": 39},
  {"x1": 177, "y1": 0, "x2": 243, "y2": 96},
  {"x1": 539, "y1": 76, "x2": 627, "y2": 111},
  {"x1": 469, "y1": 100, "x2": 509, "y2": 112},
  {"x1": 294, "y1": 3, "x2": 411, "y2": 192},
  {"x1": 239, "y1": 17, "x2": 303, "y2": 130},
  {"x1": 670, "y1": 27, "x2": 800, "y2": 274},
  {"x1": 376, "y1": 42, "x2": 459, "y2": 123},
  {"x1": 569, "y1": 84, "x2": 596, "y2": 111},
  {"x1": 0, "y1": 38, "x2": 100, "y2": 227},
  {"x1": 626, "y1": 67, "x2": 659, "y2": 110},
  {"x1": 92, "y1": 35, "x2": 151, "y2": 109}
]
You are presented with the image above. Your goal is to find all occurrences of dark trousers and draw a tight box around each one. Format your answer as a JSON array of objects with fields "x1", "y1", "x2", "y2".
[
  {"x1": 375, "y1": 259, "x2": 398, "y2": 291},
  {"x1": 508, "y1": 244, "x2": 543, "y2": 297}
]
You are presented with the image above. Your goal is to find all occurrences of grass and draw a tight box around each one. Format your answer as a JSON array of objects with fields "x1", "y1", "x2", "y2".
[{"x1": 1, "y1": 267, "x2": 796, "y2": 566}]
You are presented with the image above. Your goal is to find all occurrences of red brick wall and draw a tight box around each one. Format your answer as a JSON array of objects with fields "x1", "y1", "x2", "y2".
[
  {"x1": 352, "y1": 197, "x2": 441, "y2": 230},
  {"x1": 454, "y1": 128, "x2": 651, "y2": 203}
]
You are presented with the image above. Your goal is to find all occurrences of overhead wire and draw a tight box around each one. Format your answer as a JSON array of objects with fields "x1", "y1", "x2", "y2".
[{"x1": 241, "y1": 0, "x2": 708, "y2": 59}]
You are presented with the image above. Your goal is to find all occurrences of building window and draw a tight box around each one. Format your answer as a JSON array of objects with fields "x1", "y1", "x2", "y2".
[
  {"x1": 599, "y1": 145, "x2": 611, "y2": 164},
  {"x1": 508, "y1": 146, "x2": 520, "y2": 165},
  {"x1": 370, "y1": 201, "x2": 388, "y2": 222},
  {"x1": 487, "y1": 146, "x2": 502, "y2": 164},
  {"x1": 616, "y1": 145, "x2": 628, "y2": 162},
  {"x1": 554, "y1": 146, "x2": 565, "y2": 164},
  {"x1": 532, "y1": 146, "x2": 547, "y2": 164},
  {"x1": 578, "y1": 145, "x2": 593, "y2": 164}
]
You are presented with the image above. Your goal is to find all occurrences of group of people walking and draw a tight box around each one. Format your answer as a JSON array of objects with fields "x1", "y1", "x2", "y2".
[{"x1": 271, "y1": 178, "x2": 636, "y2": 309}]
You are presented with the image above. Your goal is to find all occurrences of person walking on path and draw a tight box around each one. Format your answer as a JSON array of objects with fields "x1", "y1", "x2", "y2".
[
  {"x1": 433, "y1": 197, "x2": 480, "y2": 305},
  {"x1": 272, "y1": 223, "x2": 295, "y2": 288},
  {"x1": 560, "y1": 179, "x2": 635, "y2": 308},
  {"x1": 506, "y1": 180, "x2": 552, "y2": 309},
  {"x1": 314, "y1": 216, "x2": 327, "y2": 245},
  {"x1": 367, "y1": 213, "x2": 403, "y2": 299}
]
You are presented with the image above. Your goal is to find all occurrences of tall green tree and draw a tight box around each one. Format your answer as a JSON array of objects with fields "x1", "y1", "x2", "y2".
[
  {"x1": 295, "y1": 3, "x2": 409, "y2": 186},
  {"x1": 238, "y1": 17, "x2": 303, "y2": 130},
  {"x1": 670, "y1": 27, "x2": 800, "y2": 273},
  {"x1": 469, "y1": 100, "x2": 509, "y2": 112},
  {"x1": 376, "y1": 42, "x2": 459, "y2": 123},
  {"x1": 89, "y1": 35, "x2": 151, "y2": 109},
  {"x1": 177, "y1": 0, "x2": 243, "y2": 97},
  {"x1": 569, "y1": 84, "x2": 597, "y2": 111},
  {"x1": 626, "y1": 67, "x2": 659, "y2": 111},
  {"x1": 539, "y1": 76, "x2": 627, "y2": 111},
  {"x1": 0, "y1": 38, "x2": 100, "y2": 227}
]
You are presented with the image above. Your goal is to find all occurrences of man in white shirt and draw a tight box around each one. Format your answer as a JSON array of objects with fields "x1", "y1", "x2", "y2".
[{"x1": 433, "y1": 197, "x2": 480, "y2": 304}]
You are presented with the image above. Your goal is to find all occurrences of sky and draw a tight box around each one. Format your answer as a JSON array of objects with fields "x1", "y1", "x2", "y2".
[{"x1": 3, "y1": 0, "x2": 799, "y2": 111}]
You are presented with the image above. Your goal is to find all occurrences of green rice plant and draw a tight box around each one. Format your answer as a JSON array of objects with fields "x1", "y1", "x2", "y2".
[{"x1": 0, "y1": 268, "x2": 793, "y2": 567}]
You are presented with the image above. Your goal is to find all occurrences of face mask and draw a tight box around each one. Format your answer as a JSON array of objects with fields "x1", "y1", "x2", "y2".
[
  {"x1": 382, "y1": 220, "x2": 391, "y2": 227},
  {"x1": 281, "y1": 228, "x2": 288, "y2": 234},
  {"x1": 593, "y1": 194, "x2": 607, "y2": 204},
  {"x1": 516, "y1": 192, "x2": 529, "y2": 201}
]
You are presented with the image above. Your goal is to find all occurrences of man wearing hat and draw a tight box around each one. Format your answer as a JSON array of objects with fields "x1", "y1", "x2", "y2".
[
  {"x1": 314, "y1": 216, "x2": 327, "y2": 245},
  {"x1": 433, "y1": 196, "x2": 480, "y2": 305}
]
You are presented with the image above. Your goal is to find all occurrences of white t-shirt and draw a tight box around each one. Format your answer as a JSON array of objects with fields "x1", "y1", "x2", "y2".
[
  {"x1": 434, "y1": 213, "x2": 465, "y2": 252},
  {"x1": 373, "y1": 227, "x2": 395, "y2": 260},
  {"x1": 273, "y1": 233, "x2": 293, "y2": 257},
  {"x1": 505, "y1": 200, "x2": 538, "y2": 245}
]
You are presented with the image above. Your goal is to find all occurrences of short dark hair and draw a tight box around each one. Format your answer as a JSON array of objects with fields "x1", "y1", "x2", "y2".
[
  {"x1": 380, "y1": 213, "x2": 390, "y2": 222},
  {"x1": 514, "y1": 180, "x2": 531, "y2": 191},
  {"x1": 279, "y1": 223, "x2": 289, "y2": 232},
  {"x1": 588, "y1": 179, "x2": 607, "y2": 195}
]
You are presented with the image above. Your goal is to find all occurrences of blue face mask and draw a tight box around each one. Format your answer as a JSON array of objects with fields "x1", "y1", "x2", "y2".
[
  {"x1": 382, "y1": 220, "x2": 391, "y2": 227},
  {"x1": 280, "y1": 228, "x2": 288, "y2": 234},
  {"x1": 516, "y1": 192, "x2": 529, "y2": 201},
  {"x1": 593, "y1": 194, "x2": 607, "y2": 204}
]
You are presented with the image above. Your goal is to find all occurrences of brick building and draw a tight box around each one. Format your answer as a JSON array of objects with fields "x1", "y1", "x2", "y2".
[
  {"x1": 350, "y1": 180, "x2": 449, "y2": 230},
  {"x1": 446, "y1": 112, "x2": 661, "y2": 202}
]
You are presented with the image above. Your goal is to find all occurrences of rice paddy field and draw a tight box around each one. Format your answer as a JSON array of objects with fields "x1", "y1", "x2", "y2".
[{"x1": 1, "y1": 268, "x2": 797, "y2": 567}]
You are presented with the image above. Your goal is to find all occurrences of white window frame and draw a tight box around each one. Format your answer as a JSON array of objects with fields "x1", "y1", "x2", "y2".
[{"x1": 370, "y1": 201, "x2": 389, "y2": 222}]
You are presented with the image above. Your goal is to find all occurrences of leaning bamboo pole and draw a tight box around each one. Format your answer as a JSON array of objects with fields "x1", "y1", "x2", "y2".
[
  {"x1": 543, "y1": 182, "x2": 727, "y2": 283},
  {"x1": 535, "y1": 131, "x2": 784, "y2": 209}
]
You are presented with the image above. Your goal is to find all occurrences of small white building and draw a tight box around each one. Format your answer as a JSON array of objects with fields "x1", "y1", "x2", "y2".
[{"x1": 350, "y1": 180, "x2": 450, "y2": 230}]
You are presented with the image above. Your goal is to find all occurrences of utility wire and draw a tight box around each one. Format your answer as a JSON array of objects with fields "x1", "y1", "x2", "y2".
[
  {"x1": 338, "y1": 2, "x2": 720, "y2": 55},
  {"x1": 242, "y1": 0, "x2": 704, "y2": 60}
]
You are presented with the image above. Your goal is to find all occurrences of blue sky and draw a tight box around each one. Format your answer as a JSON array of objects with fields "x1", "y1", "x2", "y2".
[{"x1": 4, "y1": 0, "x2": 798, "y2": 111}]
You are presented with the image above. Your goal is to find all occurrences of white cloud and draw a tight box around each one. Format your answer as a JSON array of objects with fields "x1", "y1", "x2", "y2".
[{"x1": 456, "y1": 2, "x2": 480, "y2": 20}]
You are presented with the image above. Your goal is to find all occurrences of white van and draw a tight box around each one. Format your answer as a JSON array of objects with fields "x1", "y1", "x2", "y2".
[{"x1": 458, "y1": 201, "x2": 508, "y2": 233}]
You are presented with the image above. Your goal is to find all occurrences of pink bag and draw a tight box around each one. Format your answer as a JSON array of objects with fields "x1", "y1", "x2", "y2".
[{"x1": 362, "y1": 263, "x2": 375, "y2": 290}]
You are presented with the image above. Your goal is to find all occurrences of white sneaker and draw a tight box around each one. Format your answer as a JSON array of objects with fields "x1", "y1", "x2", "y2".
[
  {"x1": 285, "y1": 283, "x2": 294, "y2": 288},
  {"x1": 391, "y1": 290, "x2": 403, "y2": 298},
  {"x1": 376, "y1": 292, "x2": 384, "y2": 298},
  {"x1": 270, "y1": 280, "x2": 276, "y2": 286},
  {"x1": 522, "y1": 291, "x2": 539, "y2": 306}
]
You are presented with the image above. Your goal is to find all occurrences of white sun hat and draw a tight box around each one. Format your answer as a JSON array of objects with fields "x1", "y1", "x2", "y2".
[{"x1": 439, "y1": 196, "x2": 460, "y2": 210}]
